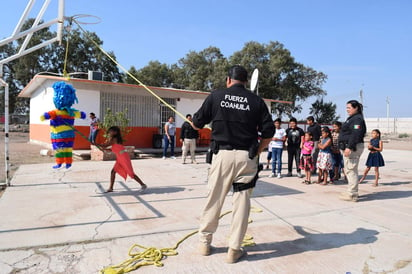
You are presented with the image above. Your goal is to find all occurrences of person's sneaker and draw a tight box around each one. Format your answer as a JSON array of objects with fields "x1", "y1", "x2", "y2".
[
  {"x1": 226, "y1": 248, "x2": 246, "y2": 264},
  {"x1": 198, "y1": 244, "x2": 211, "y2": 256},
  {"x1": 269, "y1": 173, "x2": 275, "y2": 178},
  {"x1": 297, "y1": 172, "x2": 304, "y2": 178},
  {"x1": 277, "y1": 173, "x2": 282, "y2": 179},
  {"x1": 162, "y1": 156, "x2": 166, "y2": 160},
  {"x1": 139, "y1": 184, "x2": 147, "y2": 193},
  {"x1": 192, "y1": 160, "x2": 198, "y2": 164},
  {"x1": 339, "y1": 192, "x2": 358, "y2": 202},
  {"x1": 171, "y1": 156, "x2": 176, "y2": 159},
  {"x1": 286, "y1": 172, "x2": 292, "y2": 177}
]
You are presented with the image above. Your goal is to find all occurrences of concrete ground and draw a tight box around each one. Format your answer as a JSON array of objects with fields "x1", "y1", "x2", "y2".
[{"x1": 0, "y1": 148, "x2": 411, "y2": 274}]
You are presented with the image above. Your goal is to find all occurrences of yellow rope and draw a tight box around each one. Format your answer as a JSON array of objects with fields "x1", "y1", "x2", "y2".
[
  {"x1": 100, "y1": 207, "x2": 262, "y2": 273},
  {"x1": 72, "y1": 19, "x2": 188, "y2": 123},
  {"x1": 62, "y1": 22, "x2": 71, "y2": 80}
]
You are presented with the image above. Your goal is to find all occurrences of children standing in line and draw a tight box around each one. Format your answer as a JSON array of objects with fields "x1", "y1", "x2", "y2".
[
  {"x1": 316, "y1": 126, "x2": 333, "y2": 185},
  {"x1": 359, "y1": 129, "x2": 385, "y2": 186},
  {"x1": 269, "y1": 118, "x2": 286, "y2": 178},
  {"x1": 99, "y1": 126, "x2": 147, "y2": 193},
  {"x1": 299, "y1": 132, "x2": 314, "y2": 184}
]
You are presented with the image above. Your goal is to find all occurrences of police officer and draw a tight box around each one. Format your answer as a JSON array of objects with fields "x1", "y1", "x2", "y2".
[
  {"x1": 338, "y1": 100, "x2": 366, "y2": 202},
  {"x1": 180, "y1": 114, "x2": 199, "y2": 164},
  {"x1": 192, "y1": 65, "x2": 275, "y2": 264}
]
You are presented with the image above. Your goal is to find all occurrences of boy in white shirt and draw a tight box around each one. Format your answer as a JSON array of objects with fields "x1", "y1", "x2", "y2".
[{"x1": 269, "y1": 118, "x2": 286, "y2": 178}]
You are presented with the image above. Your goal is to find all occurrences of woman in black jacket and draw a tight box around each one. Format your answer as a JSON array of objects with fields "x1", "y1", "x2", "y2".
[{"x1": 338, "y1": 100, "x2": 366, "y2": 202}]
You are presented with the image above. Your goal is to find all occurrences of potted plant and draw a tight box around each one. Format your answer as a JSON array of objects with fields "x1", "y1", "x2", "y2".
[{"x1": 90, "y1": 108, "x2": 135, "y2": 161}]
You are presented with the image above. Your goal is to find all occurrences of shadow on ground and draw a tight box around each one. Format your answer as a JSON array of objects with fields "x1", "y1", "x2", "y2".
[
  {"x1": 247, "y1": 226, "x2": 378, "y2": 261},
  {"x1": 359, "y1": 190, "x2": 412, "y2": 202}
]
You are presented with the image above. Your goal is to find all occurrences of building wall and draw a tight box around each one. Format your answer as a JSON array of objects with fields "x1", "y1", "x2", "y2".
[
  {"x1": 175, "y1": 97, "x2": 205, "y2": 125},
  {"x1": 365, "y1": 117, "x2": 412, "y2": 134},
  {"x1": 30, "y1": 84, "x2": 100, "y2": 126},
  {"x1": 100, "y1": 91, "x2": 159, "y2": 127},
  {"x1": 28, "y1": 81, "x2": 212, "y2": 149}
]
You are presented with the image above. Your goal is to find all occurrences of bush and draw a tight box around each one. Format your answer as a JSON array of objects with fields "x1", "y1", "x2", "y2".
[
  {"x1": 99, "y1": 108, "x2": 131, "y2": 140},
  {"x1": 398, "y1": 133, "x2": 409, "y2": 138}
]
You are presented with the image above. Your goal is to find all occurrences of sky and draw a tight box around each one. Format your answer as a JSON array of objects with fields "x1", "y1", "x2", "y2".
[{"x1": 1, "y1": 0, "x2": 412, "y2": 120}]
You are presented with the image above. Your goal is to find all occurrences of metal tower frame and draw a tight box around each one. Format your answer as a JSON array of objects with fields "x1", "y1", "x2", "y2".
[{"x1": 0, "y1": 0, "x2": 65, "y2": 187}]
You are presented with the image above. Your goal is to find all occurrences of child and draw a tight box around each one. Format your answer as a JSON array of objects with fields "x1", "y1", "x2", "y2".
[
  {"x1": 269, "y1": 118, "x2": 286, "y2": 178},
  {"x1": 316, "y1": 126, "x2": 333, "y2": 185},
  {"x1": 99, "y1": 126, "x2": 147, "y2": 193},
  {"x1": 359, "y1": 129, "x2": 385, "y2": 186},
  {"x1": 299, "y1": 132, "x2": 314, "y2": 184},
  {"x1": 330, "y1": 121, "x2": 345, "y2": 183}
]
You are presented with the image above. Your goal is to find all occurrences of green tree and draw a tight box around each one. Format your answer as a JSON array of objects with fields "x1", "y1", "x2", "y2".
[
  {"x1": 51, "y1": 28, "x2": 122, "y2": 82},
  {"x1": 230, "y1": 41, "x2": 327, "y2": 118},
  {"x1": 3, "y1": 19, "x2": 55, "y2": 114},
  {"x1": 125, "y1": 61, "x2": 172, "y2": 87},
  {"x1": 173, "y1": 46, "x2": 228, "y2": 91},
  {"x1": 2, "y1": 19, "x2": 123, "y2": 114},
  {"x1": 309, "y1": 98, "x2": 340, "y2": 124}
]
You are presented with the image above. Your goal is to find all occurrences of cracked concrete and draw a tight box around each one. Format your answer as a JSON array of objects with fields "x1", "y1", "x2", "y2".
[{"x1": 0, "y1": 149, "x2": 411, "y2": 273}]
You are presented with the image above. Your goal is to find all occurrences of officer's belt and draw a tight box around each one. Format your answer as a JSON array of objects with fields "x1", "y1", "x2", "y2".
[{"x1": 218, "y1": 144, "x2": 249, "y2": 151}]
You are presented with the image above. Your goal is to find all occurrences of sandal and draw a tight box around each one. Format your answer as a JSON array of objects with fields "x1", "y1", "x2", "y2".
[{"x1": 304, "y1": 180, "x2": 311, "y2": 185}]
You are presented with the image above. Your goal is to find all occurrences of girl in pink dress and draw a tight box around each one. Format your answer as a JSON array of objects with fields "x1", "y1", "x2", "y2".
[
  {"x1": 100, "y1": 126, "x2": 147, "y2": 193},
  {"x1": 299, "y1": 132, "x2": 315, "y2": 184}
]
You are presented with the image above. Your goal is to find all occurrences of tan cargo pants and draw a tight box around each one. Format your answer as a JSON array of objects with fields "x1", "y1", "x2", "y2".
[
  {"x1": 343, "y1": 143, "x2": 365, "y2": 195},
  {"x1": 199, "y1": 149, "x2": 257, "y2": 250}
]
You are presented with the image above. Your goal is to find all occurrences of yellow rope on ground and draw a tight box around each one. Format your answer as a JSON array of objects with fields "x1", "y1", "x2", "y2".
[{"x1": 100, "y1": 207, "x2": 262, "y2": 273}]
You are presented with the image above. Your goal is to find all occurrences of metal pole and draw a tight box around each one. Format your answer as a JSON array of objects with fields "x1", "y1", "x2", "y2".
[
  {"x1": 386, "y1": 97, "x2": 390, "y2": 134},
  {"x1": 0, "y1": 66, "x2": 10, "y2": 187}
]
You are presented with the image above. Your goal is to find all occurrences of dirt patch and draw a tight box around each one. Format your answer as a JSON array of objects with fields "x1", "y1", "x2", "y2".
[{"x1": 0, "y1": 131, "x2": 54, "y2": 184}]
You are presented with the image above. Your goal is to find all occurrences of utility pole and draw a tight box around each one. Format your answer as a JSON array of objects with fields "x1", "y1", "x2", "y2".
[
  {"x1": 359, "y1": 89, "x2": 363, "y2": 105},
  {"x1": 386, "y1": 96, "x2": 390, "y2": 134}
]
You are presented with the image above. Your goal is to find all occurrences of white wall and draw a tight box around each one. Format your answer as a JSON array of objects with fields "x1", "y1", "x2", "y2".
[
  {"x1": 175, "y1": 98, "x2": 204, "y2": 126},
  {"x1": 30, "y1": 86, "x2": 55, "y2": 124},
  {"x1": 76, "y1": 88, "x2": 100, "y2": 126},
  {"x1": 365, "y1": 117, "x2": 412, "y2": 134},
  {"x1": 30, "y1": 85, "x2": 100, "y2": 126}
]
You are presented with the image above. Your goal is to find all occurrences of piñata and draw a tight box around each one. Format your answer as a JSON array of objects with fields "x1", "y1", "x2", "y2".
[{"x1": 40, "y1": 81, "x2": 86, "y2": 169}]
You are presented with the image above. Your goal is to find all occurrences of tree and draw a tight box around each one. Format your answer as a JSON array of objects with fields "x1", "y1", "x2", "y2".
[
  {"x1": 125, "y1": 61, "x2": 172, "y2": 87},
  {"x1": 309, "y1": 98, "x2": 340, "y2": 124},
  {"x1": 230, "y1": 41, "x2": 327, "y2": 118},
  {"x1": 1, "y1": 19, "x2": 123, "y2": 114},
  {"x1": 50, "y1": 28, "x2": 122, "y2": 82},
  {"x1": 173, "y1": 46, "x2": 228, "y2": 91},
  {"x1": 2, "y1": 19, "x2": 55, "y2": 114}
]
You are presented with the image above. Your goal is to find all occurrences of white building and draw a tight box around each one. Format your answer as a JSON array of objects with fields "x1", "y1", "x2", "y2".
[{"x1": 19, "y1": 75, "x2": 278, "y2": 149}]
